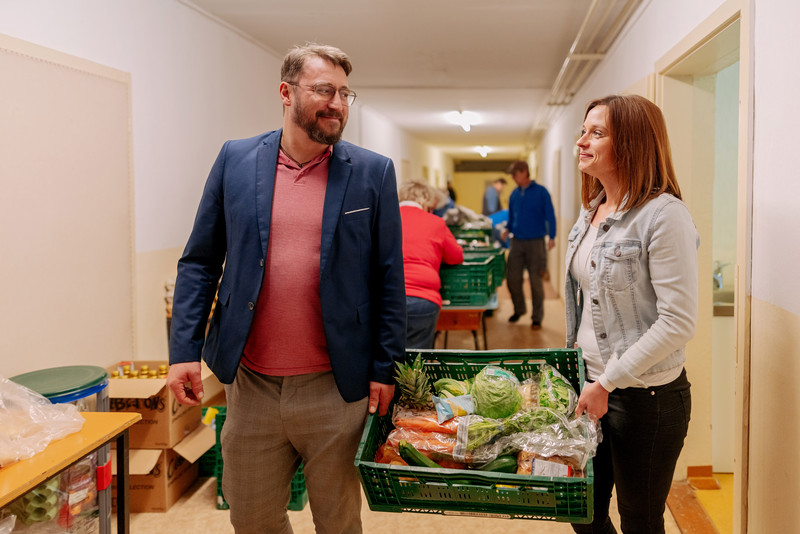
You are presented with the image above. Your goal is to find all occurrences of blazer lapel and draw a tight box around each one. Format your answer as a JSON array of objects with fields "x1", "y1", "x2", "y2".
[
  {"x1": 255, "y1": 130, "x2": 281, "y2": 258},
  {"x1": 320, "y1": 143, "x2": 352, "y2": 275}
]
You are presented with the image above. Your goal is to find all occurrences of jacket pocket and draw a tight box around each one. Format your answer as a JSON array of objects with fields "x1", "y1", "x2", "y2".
[
  {"x1": 601, "y1": 241, "x2": 641, "y2": 291},
  {"x1": 217, "y1": 282, "x2": 231, "y2": 306},
  {"x1": 356, "y1": 302, "x2": 370, "y2": 325}
]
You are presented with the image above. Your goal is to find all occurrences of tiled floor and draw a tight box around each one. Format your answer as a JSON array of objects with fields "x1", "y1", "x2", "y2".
[{"x1": 122, "y1": 475, "x2": 681, "y2": 533}]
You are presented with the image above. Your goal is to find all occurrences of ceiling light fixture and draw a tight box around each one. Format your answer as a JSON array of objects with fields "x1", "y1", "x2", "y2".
[
  {"x1": 476, "y1": 145, "x2": 490, "y2": 158},
  {"x1": 445, "y1": 110, "x2": 480, "y2": 132}
]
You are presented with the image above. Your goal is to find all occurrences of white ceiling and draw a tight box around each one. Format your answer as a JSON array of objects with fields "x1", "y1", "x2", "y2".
[{"x1": 186, "y1": 0, "x2": 600, "y2": 160}]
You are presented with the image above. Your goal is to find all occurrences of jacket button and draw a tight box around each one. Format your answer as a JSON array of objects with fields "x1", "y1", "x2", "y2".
[
  {"x1": 599, "y1": 333, "x2": 607, "y2": 339},
  {"x1": 590, "y1": 260, "x2": 596, "y2": 268},
  {"x1": 259, "y1": 259, "x2": 265, "y2": 267},
  {"x1": 603, "y1": 224, "x2": 610, "y2": 231},
  {"x1": 248, "y1": 302, "x2": 255, "y2": 310},
  {"x1": 592, "y1": 299, "x2": 599, "y2": 305},
  {"x1": 614, "y1": 247, "x2": 621, "y2": 257}
]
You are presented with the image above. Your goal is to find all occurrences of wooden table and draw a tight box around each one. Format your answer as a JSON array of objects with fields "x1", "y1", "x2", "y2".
[
  {"x1": 436, "y1": 292, "x2": 499, "y2": 350},
  {"x1": 0, "y1": 411, "x2": 141, "y2": 533}
]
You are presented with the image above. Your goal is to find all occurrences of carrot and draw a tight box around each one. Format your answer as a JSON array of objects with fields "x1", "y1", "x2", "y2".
[
  {"x1": 375, "y1": 442, "x2": 407, "y2": 465},
  {"x1": 393, "y1": 411, "x2": 459, "y2": 434},
  {"x1": 386, "y1": 429, "x2": 457, "y2": 454}
]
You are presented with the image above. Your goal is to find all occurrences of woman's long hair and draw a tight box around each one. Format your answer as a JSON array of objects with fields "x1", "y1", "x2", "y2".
[{"x1": 581, "y1": 94, "x2": 682, "y2": 211}]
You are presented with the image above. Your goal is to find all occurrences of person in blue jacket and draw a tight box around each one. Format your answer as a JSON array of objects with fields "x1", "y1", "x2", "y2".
[
  {"x1": 166, "y1": 43, "x2": 406, "y2": 533},
  {"x1": 501, "y1": 161, "x2": 556, "y2": 329}
]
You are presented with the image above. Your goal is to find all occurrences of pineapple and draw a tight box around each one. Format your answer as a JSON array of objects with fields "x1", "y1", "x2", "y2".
[{"x1": 394, "y1": 353, "x2": 435, "y2": 411}]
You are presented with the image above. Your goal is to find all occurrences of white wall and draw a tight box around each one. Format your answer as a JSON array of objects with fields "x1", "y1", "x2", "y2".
[
  {"x1": 0, "y1": 0, "x2": 283, "y2": 254},
  {"x1": 751, "y1": 1, "x2": 800, "y2": 315},
  {"x1": 0, "y1": 0, "x2": 448, "y2": 363},
  {"x1": 747, "y1": 0, "x2": 800, "y2": 530},
  {"x1": 540, "y1": 0, "x2": 727, "y2": 232},
  {"x1": 351, "y1": 104, "x2": 452, "y2": 186}
]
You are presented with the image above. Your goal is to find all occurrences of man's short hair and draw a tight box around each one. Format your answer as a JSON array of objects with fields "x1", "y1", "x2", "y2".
[
  {"x1": 506, "y1": 161, "x2": 529, "y2": 175},
  {"x1": 281, "y1": 43, "x2": 352, "y2": 82},
  {"x1": 494, "y1": 177, "x2": 508, "y2": 185}
]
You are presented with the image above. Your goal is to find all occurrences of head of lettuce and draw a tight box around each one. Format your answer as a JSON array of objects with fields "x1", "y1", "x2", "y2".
[{"x1": 472, "y1": 366, "x2": 522, "y2": 419}]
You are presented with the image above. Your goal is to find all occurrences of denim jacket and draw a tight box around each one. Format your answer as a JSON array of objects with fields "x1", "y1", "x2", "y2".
[{"x1": 564, "y1": 193, "x2": 699, "y2": 390}]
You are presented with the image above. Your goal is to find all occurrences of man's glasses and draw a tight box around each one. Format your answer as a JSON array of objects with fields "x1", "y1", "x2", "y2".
[{"x1": 286, "y1": 82, "x2": 357, "y2": 106}]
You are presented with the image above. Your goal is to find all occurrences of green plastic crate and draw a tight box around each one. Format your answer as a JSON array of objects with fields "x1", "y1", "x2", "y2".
[
  {"x1": 209, "y1": 407, "x2": 308, "y2": 511},
  {"x1": 199, "y1": 407, "x2": 221, "y2": 477},
  {"x1": 463, "y1": 248, "x2": 506, "y2": 290},
  {"x1": 440, "y1": 256, "x2": 494, "y2": 306},
  {"x1": 354, "y1": 349, "x2": 593, "y2": 523},
  {"x1": 452, "y1": 228, "x2": 492, "y2": 249}
]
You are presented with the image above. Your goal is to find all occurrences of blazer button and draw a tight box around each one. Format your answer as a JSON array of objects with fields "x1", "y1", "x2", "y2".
[
  {"x1": 603, "y1": 224, "x2": 610, "y2": 231},
  {"x1": 592, "y1": 299, "x2": 599, "y2": 305},
  {"x1": 248, "y1": 302, "x2": 255, "y2": 311},
  {"x1": 599, "y1": 332, "x2": 607, "y2": 339},
  {"x1": 259, "y1": 258, "x2": 265, "y2": 267}
]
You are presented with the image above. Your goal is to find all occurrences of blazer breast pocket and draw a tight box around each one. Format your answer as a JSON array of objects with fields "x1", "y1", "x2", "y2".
[{"x1": 343, "y1": 206, "x2": 371, "y2": 222}]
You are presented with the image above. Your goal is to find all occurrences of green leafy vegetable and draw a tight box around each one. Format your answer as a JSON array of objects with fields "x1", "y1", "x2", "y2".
[
  {"x1": 434, "y1": 378, "x2": 471, "y2": 398},
  {"x1": 537, "y1": 365, "x2": 578, "y2": 416},
  {"x1": 471, "y1": 366, "x2": 522, "y2": 419},
  {"x1": 466, "y1": 417, "x2": 503, "y2": 450}
]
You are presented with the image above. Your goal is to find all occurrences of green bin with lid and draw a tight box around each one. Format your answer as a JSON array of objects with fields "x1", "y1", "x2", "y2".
[
  {"x1": 10, "y1": 365, "x2": 110, "y2": 412},
  {"x1": 9, "y1": 365, "x2": 111, "y2": 534}
]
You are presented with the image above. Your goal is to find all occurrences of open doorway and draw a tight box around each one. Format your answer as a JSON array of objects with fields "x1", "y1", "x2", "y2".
[{"x1": 657, "y1": 8, "x2": 750, "y2": 533}]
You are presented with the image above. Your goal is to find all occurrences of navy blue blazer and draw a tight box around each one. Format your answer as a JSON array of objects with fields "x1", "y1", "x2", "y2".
[{"x1": 169, "y1": 129, "x2": 406, "y2": 402}]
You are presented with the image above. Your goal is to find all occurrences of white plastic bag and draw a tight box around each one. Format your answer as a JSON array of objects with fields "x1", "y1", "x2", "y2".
[{"x1": 0, "y1": 376, "x2": 85, "y2": 467}]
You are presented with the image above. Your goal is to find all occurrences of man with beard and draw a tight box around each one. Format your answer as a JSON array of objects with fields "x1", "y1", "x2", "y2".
[{"x1": 166, "y1": 43, "x2": 405, "y2": 533}]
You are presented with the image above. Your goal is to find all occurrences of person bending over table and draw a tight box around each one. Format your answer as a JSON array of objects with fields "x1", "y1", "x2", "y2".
[{"x1": 399, "y1": 181, "x2": 463, "y2": 349}]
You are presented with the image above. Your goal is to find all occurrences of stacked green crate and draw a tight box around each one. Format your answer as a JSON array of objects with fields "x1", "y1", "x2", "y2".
[
  {"x1": 463, "y1": 248, "x2": 506, "y2": 290},
  {"x1": 451, "y1": 227, "x2": 492, "y2": 248},
  {"x1": 203, "y1": 407, "x2": 307, "y2": 511},
  {"x1": 439, "y1": 255, "x2": 494, "y2": 306}
]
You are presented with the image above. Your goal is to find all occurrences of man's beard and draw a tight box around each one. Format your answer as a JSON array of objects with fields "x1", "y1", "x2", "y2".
[{"x1": 293, "y1": 101, "x2": 346, "y2": 145}]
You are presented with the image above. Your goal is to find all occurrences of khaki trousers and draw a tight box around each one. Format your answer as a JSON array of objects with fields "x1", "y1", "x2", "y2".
[{"x1": 222, "y1": 365, "x2": 368, "y2": 534}]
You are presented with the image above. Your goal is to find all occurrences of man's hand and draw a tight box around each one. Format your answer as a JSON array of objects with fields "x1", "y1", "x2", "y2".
[
  {"x1": 368, "y1": 381, "x2": 395, "y2": 416},
  {"x1": 547, "y1": 238, "x2": 556, "y2": 250},
  {"x1": 574, "y1": 381, "x2": 609, "y2": 419},
  {"x1": 166, "y1": 362, "x2": 204, "y2": 406}
]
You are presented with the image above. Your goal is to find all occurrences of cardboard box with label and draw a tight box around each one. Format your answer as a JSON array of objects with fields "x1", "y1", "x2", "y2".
[
  {"x1": 111, "y1": 424, "x2": 216, "y2": 513},
  {"x1": 107, "y1": 360, "x2": 223, "y2": 449}
]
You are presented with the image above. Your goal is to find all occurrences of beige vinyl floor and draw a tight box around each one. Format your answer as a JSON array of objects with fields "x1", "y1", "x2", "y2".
[{"x1": 117, "y1": 279, "x2": 682, "y2": 533}]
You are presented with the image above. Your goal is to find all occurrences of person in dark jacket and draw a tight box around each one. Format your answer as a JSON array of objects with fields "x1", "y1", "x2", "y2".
[
  {"x1": 501, "y1": 161, "x2": 556, "y2": 329},
  {"x1": 166, "y1": 43, "x2": 405, "y2": 533}
]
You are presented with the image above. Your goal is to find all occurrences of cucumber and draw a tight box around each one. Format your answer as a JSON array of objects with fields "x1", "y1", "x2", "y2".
[
  {"x1": 398, "y1": 440, "x2": 442, "y2": 469},
  {"x1": 480, "y1": 455, "x2": 517, "y2": 473}
]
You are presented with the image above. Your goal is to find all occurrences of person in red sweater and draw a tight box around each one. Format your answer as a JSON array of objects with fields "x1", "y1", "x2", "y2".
[{"x1": 399, "y1": 181, "x2": 464, "y2": 348}]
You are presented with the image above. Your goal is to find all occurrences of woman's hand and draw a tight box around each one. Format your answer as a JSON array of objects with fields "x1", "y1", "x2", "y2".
[{"x1": 575, "y1": 381, "x2": 610, "y2": 419}]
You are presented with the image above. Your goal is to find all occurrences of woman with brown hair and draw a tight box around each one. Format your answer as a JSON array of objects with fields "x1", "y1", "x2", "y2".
[{"x1": 565, "y1": 94, "x2": 699, "y2": 533}]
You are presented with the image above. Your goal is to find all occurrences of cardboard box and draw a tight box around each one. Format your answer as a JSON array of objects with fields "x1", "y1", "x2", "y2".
[
  {"x1": 111, "y1": 424, "x2": 216, "y2": 513},
  {"x1": 107, "y1": 360, "x2": 223, "y2": 449}
]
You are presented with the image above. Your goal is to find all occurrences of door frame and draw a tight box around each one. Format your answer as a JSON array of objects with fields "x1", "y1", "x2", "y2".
[{"x1": 654, "y1": 1, "x2": 753, "y2": 532}]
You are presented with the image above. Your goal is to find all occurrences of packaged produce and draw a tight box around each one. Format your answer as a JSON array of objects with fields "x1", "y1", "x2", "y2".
[
  {"x1": 471, "y1": 365, "x2": 522, "y2": 419},
  {"x1": 537, "y1": 364, "x2": 578, "y2": 416}
]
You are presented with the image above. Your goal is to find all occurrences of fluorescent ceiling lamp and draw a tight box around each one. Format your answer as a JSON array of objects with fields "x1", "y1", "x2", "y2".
[
  {"x1": 476, "y1": 145, "x2": 490, "y2": 158},
  {"x1": 444, "y1": 110, "x2": 480, "y2": 132}
]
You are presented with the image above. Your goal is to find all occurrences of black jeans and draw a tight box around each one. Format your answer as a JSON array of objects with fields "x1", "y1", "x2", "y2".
[{"x1": 572, "y1": 370, "x2": 691, "y2": 534}]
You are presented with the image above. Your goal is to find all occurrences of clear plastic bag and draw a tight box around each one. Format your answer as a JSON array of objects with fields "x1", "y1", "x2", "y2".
[{"x1": 0, "y1": 376, "x2": 85, "y2": 467}]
